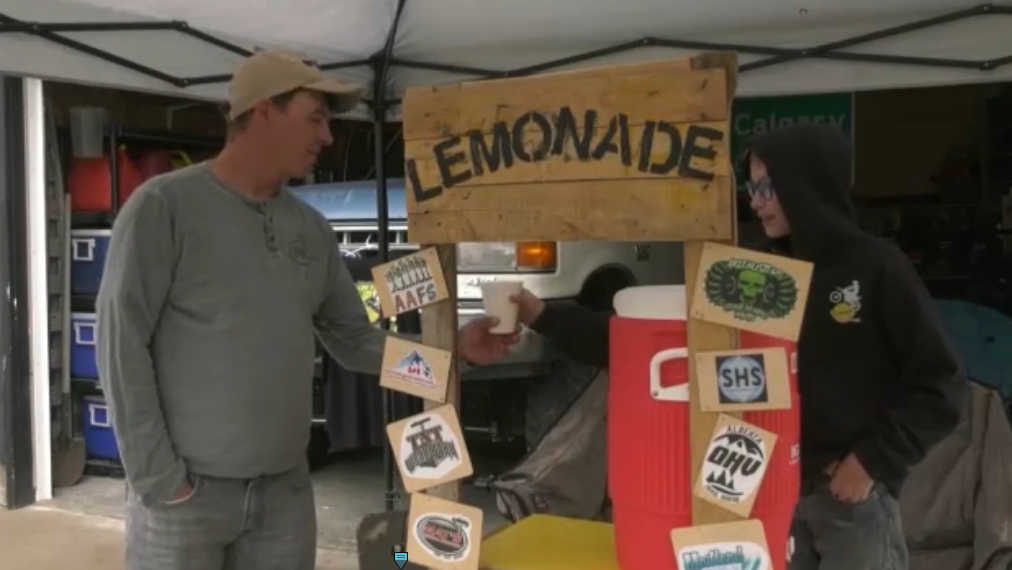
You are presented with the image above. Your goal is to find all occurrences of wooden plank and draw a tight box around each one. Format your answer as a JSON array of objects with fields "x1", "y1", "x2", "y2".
[
  {"x1": 402, "y1": 68, "x2": 728, "y2": 140},
  {"x1": 400, "y1": 55, "x2": 736, "y2": 244},
  {"x1": 419, "y1": 244, "x2": 461, "y2": 502},
  {"x1": 407, "y1": 177, "x2": 733, "y2": 244},
  {"x1": 417, "y1": 52, "x2": 734, "y2": 99},
  {"x1": 404, "y1": 120, "x2": 730, "y2": 190},
  {"x1": 685, "y1": 240, "x2": 740, "y2": 527}
]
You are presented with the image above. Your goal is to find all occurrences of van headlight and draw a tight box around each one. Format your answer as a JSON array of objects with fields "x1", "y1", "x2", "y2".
[{"x1": 457, "y1": 242, "x2": 557, "y2": 272}]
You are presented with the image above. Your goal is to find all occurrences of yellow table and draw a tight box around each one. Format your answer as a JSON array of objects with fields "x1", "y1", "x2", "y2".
[{"x1": 480, "y1": 515, "x2": 621, "y2": 570}]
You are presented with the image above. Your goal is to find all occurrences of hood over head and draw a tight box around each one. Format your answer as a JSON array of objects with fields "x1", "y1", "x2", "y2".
[{"x1": 742, "y1": 123, "x2": 862, "y2": 261}]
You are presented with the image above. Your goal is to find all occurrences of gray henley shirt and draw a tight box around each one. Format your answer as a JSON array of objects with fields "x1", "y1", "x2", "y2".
[{"x1": 96, "y1": 162, "x2": 393, "y2": 506}]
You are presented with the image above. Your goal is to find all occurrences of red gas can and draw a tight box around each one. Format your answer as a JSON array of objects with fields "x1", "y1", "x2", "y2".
[
  {"x1": 609, "y1": 285, "x2": 691, "y2": 570},
  {"x1": 68, "y1": 150, "x2": 145, "y2": 213},
  {"x1": 740, "y1": 331, "x2": 801, "y2": 570}
]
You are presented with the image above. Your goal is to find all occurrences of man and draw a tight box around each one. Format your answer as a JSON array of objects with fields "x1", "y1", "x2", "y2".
[
  {"x1": 96, "y1": 49, "x2": 515, "y2": 570},
  {"x1": 510, "y1": 124, "x2": 966, "y2": 569}
]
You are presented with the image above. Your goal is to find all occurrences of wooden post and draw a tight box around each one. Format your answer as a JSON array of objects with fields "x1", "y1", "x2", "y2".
[
  {"x1": 418, "y1": 244, "x2": 460, "y2": 503},
  {"x1": 684, "y1": 52, "x2": 742, "y2": 527}
]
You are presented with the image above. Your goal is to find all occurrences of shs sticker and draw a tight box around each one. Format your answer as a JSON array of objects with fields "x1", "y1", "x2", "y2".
[{"x1": 696, "y1": 347, "x2": 792, "y2": 412}]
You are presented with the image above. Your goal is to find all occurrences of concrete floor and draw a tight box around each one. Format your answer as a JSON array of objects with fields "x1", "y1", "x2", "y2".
[
  {"x1": 0, "y1": 506, "x2": 361, "y2": 570},
  {"x1": 24, "y1": 445, "x2": 517, "y2": 565}
]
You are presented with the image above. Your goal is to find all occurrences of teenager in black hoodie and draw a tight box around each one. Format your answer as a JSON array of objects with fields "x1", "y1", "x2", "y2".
[{"x1": 511, "y1": 124, "x2": 965, "y2": 569}]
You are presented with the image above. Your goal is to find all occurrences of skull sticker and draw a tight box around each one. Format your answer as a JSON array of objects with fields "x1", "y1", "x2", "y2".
[
  {"x1": 736, "y1": 269, "x2": 767, "y2": 305},
  {"x1": 704, "y1": 259, "x2": 799, "y2": 322}
]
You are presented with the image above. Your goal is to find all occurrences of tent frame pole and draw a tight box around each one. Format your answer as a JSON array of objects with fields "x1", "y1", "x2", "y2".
[
  {"x1": 0, "y1": 75, "x2": 36, "y2": 509},
  {"x1": 0, "y1": 4, "x2": 1010, "y2": 93},
  {"x1": 372, "y1": 0, "x2": 410, "y2": 513}
]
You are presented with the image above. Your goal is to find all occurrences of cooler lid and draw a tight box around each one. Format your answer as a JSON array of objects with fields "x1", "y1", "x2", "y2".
[{"x1": 613, "y1": 285, "x2": 686, "y2": 320}]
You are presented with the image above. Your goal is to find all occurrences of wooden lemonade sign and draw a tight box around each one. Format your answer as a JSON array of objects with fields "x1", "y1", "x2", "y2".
[{"x1": 402, "y1": 59, "x2": 736, "y2": 243}]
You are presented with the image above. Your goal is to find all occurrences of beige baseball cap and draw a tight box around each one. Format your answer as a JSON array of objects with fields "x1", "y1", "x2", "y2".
[{"x1": 227, "y1": 48, "x2": 365, "y2": 120}]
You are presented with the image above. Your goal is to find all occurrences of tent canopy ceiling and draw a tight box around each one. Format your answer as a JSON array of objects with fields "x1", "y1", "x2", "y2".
[{"x1": 1, "y1": 0, "x2": 1010, "y2": 121}]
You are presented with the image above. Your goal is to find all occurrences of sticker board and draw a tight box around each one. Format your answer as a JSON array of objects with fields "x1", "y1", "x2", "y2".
[
  {"x1": 371, "y1": 247, "x2": 450, "y2": 318},
  {"x1": 379, "y1": 336, "x2": 453, "y2": 403},
  {"x1": 670, "y1": 519, "x2": 772, "y2": 570},
  {"x1": 406, "y1": 492, "x2": 483, "y2": 570},
  {"x1": 693, "y1": 414, "x2": 778, "y2": 518},
  {"x1": 690, "y1": 241, "x2": 814, "y2": 341},
  {"x1": 696, "y1": 347, "x2": 792, "y2": 412},
  {"x1": 400, "y1": 55, "x2": 738, "y2": 244},
  {"x1": 386, "y1": 404, "x2": 473, "y2": 494}
]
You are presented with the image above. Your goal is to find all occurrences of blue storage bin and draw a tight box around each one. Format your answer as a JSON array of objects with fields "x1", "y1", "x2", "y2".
[
  {"x1": 71, "y1": 312, "x2": 98, "y2": 379},
  {"x1": 71, "y1": 229, "x2": 111, "y2": 296},
  {"x1": 82, "y1": 395, "x2": 120, "y2": 461}
]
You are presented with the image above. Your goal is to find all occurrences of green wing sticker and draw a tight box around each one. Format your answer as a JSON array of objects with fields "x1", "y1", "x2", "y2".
[{"x1": 704, "y1": 259, "x2": 799, "y2": 322}]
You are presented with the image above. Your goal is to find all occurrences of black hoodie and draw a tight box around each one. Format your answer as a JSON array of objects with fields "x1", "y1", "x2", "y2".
[
  {"x1": 743, "y1": 124, "x2": 965, "y2": 496},
  {"x1": 531, "y1": 124, "x2": 965, "y2": 497}
]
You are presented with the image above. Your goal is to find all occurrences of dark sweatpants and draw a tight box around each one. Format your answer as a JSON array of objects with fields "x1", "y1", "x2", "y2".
[{"x1": 788, "y1": 478, "x2": 908, "y2": 570}]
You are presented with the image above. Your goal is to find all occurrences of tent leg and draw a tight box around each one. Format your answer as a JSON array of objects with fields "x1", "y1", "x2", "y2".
[
  {"x1": 371, "y1": 59, "x2": 397, "y2": 513},
  {"x1": 0, "y1": 75, "x2": 36, "y2": 509}
]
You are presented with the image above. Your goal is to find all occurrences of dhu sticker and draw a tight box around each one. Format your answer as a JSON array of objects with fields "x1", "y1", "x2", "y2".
[{"x1": 694, "y1": 414, "x2": 778, "y2": 517}]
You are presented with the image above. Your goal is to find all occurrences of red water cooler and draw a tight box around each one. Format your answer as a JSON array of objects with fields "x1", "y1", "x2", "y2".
[
  {"x1": 609, "y1": 285, "x2": 801, "y2": 570},
  {"x1": 609, "y1": 285, "x2": 693, "y2": 570}
]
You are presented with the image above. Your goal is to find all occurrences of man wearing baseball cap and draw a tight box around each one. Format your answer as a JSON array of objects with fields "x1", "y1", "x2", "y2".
[{"x1": 96, "y1": 49, "x2": 516, "y2": 570}]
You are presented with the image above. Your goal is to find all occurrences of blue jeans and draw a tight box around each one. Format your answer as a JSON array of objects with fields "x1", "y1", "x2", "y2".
[
  {"x1": 788, "y1": 481, "x2": 908, "y2": 570},
  {"x1": 125, "y1": 464, "x2": 316, "y2": 570}
]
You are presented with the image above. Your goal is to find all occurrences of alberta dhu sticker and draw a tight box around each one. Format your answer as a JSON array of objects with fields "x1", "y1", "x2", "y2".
[
  {"x1": 414, "y1": 513, "x2": 472, "y2": 561},
  {"x1": 694, "y1": 414, "x2": 778, "y2": 517}
]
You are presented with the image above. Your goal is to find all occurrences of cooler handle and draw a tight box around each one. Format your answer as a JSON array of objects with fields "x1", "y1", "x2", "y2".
[
  {"x1": 72, "y1": 238, "x2": 96, "y2": 262},
  {"x1": 74, "y1": 321, "x2": 96, "y2": 346},
  {"x1": 89, "y1": 403, "x2": 111, "y2": 429},
  {"x1": 649, "y1": 347, "x2": 690, "y2": 402}
]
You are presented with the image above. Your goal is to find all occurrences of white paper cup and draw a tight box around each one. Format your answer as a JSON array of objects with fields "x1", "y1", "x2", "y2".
[{"x1": 480, "y1": 281, "x2": 523, "y2": 334}]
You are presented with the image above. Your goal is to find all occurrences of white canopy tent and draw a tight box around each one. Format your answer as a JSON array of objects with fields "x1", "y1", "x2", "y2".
[
  {"x1": 0, "y1": 0, "x2": 1010, "y2": 122},
  {"x1": 2, "y1": 0, "x2": 1010, "y2": 507}
]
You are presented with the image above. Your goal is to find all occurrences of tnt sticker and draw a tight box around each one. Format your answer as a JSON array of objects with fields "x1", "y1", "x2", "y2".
[
  {"x1": 690, "y1": 242, "x2": 813, "y2": 341},
  {"x1": 696, "y1": 347, "x2": 792, "y2": 412},
  {"x1": 386, "y1": 405, "x2": 473, "y2": 493},
  {"x1": 671, "y1": 519, "x2": 771, "y2": 570},
  {"x1": 379, "y1": 336, "x2": 452, "y2": 403},
  {"x1": 694, "y1": 414, "x2": 778, "y2": 518},
  {"x1": 406, "y1": 493, "x2": 482, "y2": 570},
  {"x1": 372, "y1": 247, "x2": 449, "y2": 317}
]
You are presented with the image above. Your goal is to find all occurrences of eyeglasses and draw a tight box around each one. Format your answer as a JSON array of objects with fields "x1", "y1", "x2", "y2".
[{"x1": 746, "y1": 177, "x2": 775, "y2": 201}]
